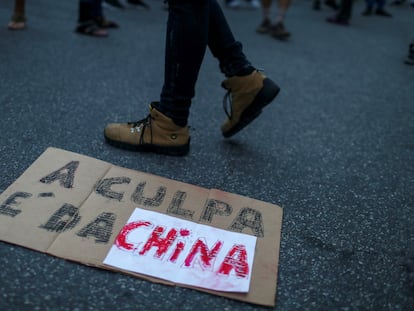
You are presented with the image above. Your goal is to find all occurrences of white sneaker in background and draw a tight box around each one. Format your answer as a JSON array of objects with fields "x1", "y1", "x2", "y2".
[{"x1": 226, "y1": 0, "x2": 242, "y2": 9}]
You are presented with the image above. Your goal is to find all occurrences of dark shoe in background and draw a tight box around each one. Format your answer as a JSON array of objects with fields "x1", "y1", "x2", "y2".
[
  {"x1": 75, "y1": 21, "x2": 108, "y2": 37},
  {"x1": 270, "y1": 22, "x2": 291, "y2": 40},
  {"x1": 225, "y1": 0, "x2": 241, "y2": 9},
  {"x1": 127, "y1": 0, "x2": 150, "y2": 9},
  {"x1": 95, "y1": 16, "x2": 119, "y2": 28},
  {"x1": 405, "y1": 42, "x2": 414, "y2": 65},
  {"x1": 104, "y1": 0, "x2": 125, "y2": 9},
  {"x1": 325, "y1": 0, "x2": 339, "y2": 10},
  {"x1": 362, "y1": 6, "x2": 373, "y2": 15},
  {"x1": 256, "y1": 18, "x2": 272, "y2": 34},
  {"x1": 326, "y1": 16, "x2": 349, "y2": 26},
  {"x1": 313, "y1": 0, "x2": 321, "y2": 10},
  {"x1": 375, "y1": 9, "x2": 392, "y2": 17},
  {"x1": 245, "y1": 0, "x2": 260, "y2": 9},
  {"x1": 405, "y1": 55, "x2": 414, "y2": 65}
]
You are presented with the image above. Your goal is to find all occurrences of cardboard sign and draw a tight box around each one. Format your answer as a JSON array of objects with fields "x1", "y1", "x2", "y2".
[{"x1": 0, "y1": 147, "x2": 283, "y2": 306}]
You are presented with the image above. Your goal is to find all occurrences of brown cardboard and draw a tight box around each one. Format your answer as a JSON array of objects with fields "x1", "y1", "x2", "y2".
[
  {"x1": 197, "y1": 189, "x2": 284, "y2": 306},
  {"x1": 47, "y1": 165, "x2": 210, "y2": 266},
  {"x1": 0, "y1": 148, "x2": 111, "y2": 252},
  {"x1": 0, "y1": 147, "x2": 283, "y2": 307}
]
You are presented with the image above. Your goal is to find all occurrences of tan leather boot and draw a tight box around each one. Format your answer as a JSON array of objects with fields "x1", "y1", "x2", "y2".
[
  {"x1": 221, "y1": 70, "x2": 280, "y2": 138},
  {"x1": 104, "y1": 104, "x2": 190, "y2": 156}
]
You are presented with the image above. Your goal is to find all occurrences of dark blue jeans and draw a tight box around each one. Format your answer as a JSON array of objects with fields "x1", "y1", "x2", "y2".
[
  {"x1": 78, "y1": 0, "x2": 102, "y2": 23},
  {"x1": 336, "y1": 0, "x2": 353, "y2": 20},
  {"x1": 365, "y1": 0, "x2": 386, "y2": 8},
  {"x1": 156, "y1": 0, "x2": 252, "y2": 126}
]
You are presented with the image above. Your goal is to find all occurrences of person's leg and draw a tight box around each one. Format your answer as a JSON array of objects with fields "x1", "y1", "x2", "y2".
[
  {"x1": 376, "y1": 0, "x2": 385, "y2": 9},
  {"x1": 92, "y1": 0, "x2": 103, "y2": 19},
  {"x1": 156, "y1": 0, "x2": 210, "y2": 126},
  {"x1": 375, "y1": 0, "x2": 392, "y2": 16},
  {"x1": 80, "y1": 0, "x2": 118, "y2": 27},
  {"x1": 104, "y1": 0, "x2": 125, "y2": 9},
  {"x1": 13, "y1": 0, "x2": 25, "y2": 17},
  {"x1": 104, "y1": 0, "x2": 209, "y2": 155},
  {"x1": 207, "y1": 0, "x2": 253, "y2": 77},
  {"x1": 207, "y1": 0, "x2": 280, "y2": 137},
  {"x1": 159, "y1": 0, "x2": 254, "y2": 117},
  {"x1": 326, "y1": 0, "x2": 353, "y2": 25},
  {"x1": 256, "y1": 0, "x2": 272, "y2": 33},
  {"x1": 78, "y1": 0, "x2": 100, "y2": 22},
  {"x1": 127, "y1": 0, "x2": 150, "y2": 9},
  {"x1": 325, "y1": 0, "x2": 339, "y2": 10},
  {"x1": 245, "y1": 0, "x2": 261, "y2": 9},
  {"x1": 337, "y1": 0, "x2": 353, "y2": 20},
  {"x1": 225, "y1": 0, "x2": 242, "y2": 9},
  {"x1": 313, "y1": 0, "x2": 321, "y2": 10},
  {"x1": 76, "y1": 0, "x2": 111, "y2": 37},
  {"x1": 405, "y1": 39, "x2": 414, "y2": 65},
  {"x1": 8, "y1": 0, "x2": 26, "y2": 30},
  {"x1": 362, "y1": 0, "x2": 375, "y2": 15},
  {"x1": 160, "y1": 0, "x2": 280, "y2": 136},
  {"x1": 271, "y1": 0, "x2": 291, "y2": 40},
  {"x1": 275, "y1": 0, "x2": 291, "y2": 24},
  {"x1": 104, "y1": 0, "x2": 280, "y2": 154},
  {"x1": 93, "y1": 0, "x2": 120, "y2": 28}
]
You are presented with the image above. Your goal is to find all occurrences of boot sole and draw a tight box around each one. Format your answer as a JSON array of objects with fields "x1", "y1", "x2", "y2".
[
  {"x1": 104, "y1": 134, "x2": 190, "y2": 156},
  {"x1": 222, "y1": 78, "x2": 280, "y2": 138}
]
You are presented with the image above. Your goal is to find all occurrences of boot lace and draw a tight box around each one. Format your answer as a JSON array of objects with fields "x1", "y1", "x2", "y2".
[
  {"x1": 127, "y1": 114, "x2": 152, "y2": 144},
  {"x1": 221, "y1": 69, "x2": 262, "y2": 120},
  {"x1": 222, "y1": 89, "x2": 233, "y2": 120}
]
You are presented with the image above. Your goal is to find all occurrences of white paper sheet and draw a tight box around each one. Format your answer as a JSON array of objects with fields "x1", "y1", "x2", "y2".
[{"x1": 103, "y1": 208, "x2": 257, "y2": 292}]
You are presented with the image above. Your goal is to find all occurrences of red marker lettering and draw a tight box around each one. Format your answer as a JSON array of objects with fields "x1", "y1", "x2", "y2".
[
  {"x1": 139, "y1": 226, "x2": 178, "y2": 258},
  {"x1": 217, "y1": 244, "x2": 249, "y2": 278},
  {"x1": 180, "y1": 229, "x2": 190, "y2": 237},
  {"x1": 115, "y1": 220, "x2": 152, "y2": 251},
  {"x1": 169, "y1": 228, "x2": 191, "y2": 263},
  {"x1": 169, "y1": 241, "x2": 185, "y2": 262},
  {"x1": 184, "y1": 238, "x2": 223, "y2": 269}
]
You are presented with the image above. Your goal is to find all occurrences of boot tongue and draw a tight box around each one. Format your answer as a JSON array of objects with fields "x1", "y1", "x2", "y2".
[
  {"x1": 149, "y1": 102, "x2": 159, "y2": 111},
  {"x1": 221, "y1": 80, "x2": 230, "y2": 90}
]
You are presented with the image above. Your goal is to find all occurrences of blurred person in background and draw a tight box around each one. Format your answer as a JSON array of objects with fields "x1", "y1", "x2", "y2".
[
  {"x1": 127, "y1": 0, "x2": 150, "y2": 8},
  {"x1": 256, "y1": 0, "x2": 292, "y2": 40},
  {"x1": 326, "y1": 0, "x2": 353, "y2": 25},
  {"x1": 362, "y1": 0, "x2": 392, "y2": 16},
  {"x1": 8, "y1": 0, "x2": 26, "y2": 30},
  {"x1": 225, "y1": 0, "x2": 261, "y2": 9},
  {"x1": 390, "y1": 0, "x2": 414, "y2": 6},
  {"x1": 76, "y1": 0, "x2": 119, "y2": 37},
  {"x1": 104, "y1": 0, "x2": 150, "y2": 9},
  {"x1": 405, "y1": 39, "x2": 414, "y2": 65},
  {"x1": 312, "y1": 0, "x2": 339, "y2": 10}
]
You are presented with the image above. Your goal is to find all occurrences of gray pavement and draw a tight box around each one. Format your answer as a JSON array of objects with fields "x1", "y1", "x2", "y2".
[{"x1": 1, "y1": 0, "x2": 414, "y2": 310}]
